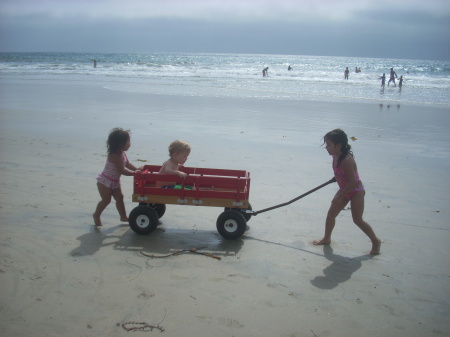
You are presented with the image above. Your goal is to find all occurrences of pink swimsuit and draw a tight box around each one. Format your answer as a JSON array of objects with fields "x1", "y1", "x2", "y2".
[
  {"x1": 96, "y1": 152, "x2": 127, "y2": 189},
  {"x1": 333, "y1": 155, "x2": 364, "y2": 200}
]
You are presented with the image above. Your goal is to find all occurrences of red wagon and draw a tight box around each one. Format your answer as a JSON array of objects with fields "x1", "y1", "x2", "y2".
[{"x1": 129, "y1": 165, "x2": 252, "y2": 239}]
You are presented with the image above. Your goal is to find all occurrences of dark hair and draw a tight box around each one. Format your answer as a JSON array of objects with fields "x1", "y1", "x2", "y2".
[
  {"x1": 107, "y1": 128, "x2": 130, "y2": 155},
  {"x1": 323, "y1": 129, "x2": 353, "y2": 167}
]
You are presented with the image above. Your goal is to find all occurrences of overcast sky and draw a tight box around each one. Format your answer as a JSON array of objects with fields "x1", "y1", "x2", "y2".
[{"x1": 1, "y1": 0, "x2": 449, "y2": 60}]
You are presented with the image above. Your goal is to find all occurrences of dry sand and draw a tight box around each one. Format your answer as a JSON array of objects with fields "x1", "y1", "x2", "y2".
[{"x1": 0, "y1": 78, "x2": 449, "y2": 337}]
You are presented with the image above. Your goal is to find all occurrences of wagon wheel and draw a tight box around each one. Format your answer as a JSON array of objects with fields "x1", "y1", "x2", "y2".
[
  {"x1": 225, "y1": 202, "x2": 252, "y2": 222},
  {"x1": 129, "y1": 205, "x2": 159, "y2": 235},
  {"x1": 216, "y1": 210, "x2": 247, "y2": 240},
  {"x1": 139, "y1": 203, "x2": 166, "y2": 219},
  {"x1": 152, "y1": 203, "x2": 166, "y2": 218}
]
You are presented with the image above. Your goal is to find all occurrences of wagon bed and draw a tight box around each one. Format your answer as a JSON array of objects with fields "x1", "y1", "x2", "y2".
[
  {"x1": 133, "y1": 165, "x2": 250, "y2": 208},
  {"x1": 129, "y1": 165, "x2": 335, "y2": 240},
  {"x1": 129, "y1": 165, "x2": 252, "y2": 239}
]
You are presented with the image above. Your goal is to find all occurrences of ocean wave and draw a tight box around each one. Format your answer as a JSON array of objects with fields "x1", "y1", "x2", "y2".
[{"x1": 1, "y1": 52, "x2": 449, "y2": 106}]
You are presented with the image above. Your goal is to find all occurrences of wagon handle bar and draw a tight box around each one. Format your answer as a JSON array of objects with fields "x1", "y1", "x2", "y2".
[{"x1": 249, "y1": 177, "x2": 336, "y2": 216}]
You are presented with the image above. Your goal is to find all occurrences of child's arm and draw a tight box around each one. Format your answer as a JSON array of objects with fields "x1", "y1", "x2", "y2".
[
  {"x1": 110, "y1": 153, "x2": 136, "y2": 176},
  {"x1": 161, "y1": 161, "x2": 187, "y2": 178},
  {"x1": 125, "y1": 160, "x2": 142, "y2": 171}
]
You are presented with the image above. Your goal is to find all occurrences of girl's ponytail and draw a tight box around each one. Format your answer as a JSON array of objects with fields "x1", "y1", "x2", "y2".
[{"x1": 324, "y1": 129, "x2": 353, "y2": 167}]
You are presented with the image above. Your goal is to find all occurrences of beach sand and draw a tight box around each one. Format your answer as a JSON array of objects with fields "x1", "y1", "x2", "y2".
[{"x1": 0, "y1": 78, "x2": 449, "y2": 337}]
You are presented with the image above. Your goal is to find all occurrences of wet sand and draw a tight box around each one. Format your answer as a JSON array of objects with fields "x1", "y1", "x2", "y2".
[{"x1": 0, "y1": 78, "x2": 449, "y2": 337}]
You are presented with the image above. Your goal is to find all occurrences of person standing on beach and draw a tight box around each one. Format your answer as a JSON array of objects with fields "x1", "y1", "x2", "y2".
[
  {"x1": 93, "y1": 128, "x2": 142, "y2": 226},
  {"x1": 344, "y1": 67, "x2": 349, "y2": 80},
  {"x1": 388, "y1": 68, "x2": 397, "y2": 87},
  {"x1": 313, "y1": 129, "x2": 381, "y2": 255},
  {"x1": 379, "y1": 73, "x2": 386, "y2": 88}
]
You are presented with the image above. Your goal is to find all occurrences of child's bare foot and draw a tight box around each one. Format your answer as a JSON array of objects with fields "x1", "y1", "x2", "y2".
[
  {"x1": 120, "y1": 217, "x2": 129, "y2": 223},
  {"x1": 93, "y1": 214, "x2": 102, "y2": 226},
  {"x1": 313, "y1": 238, "x2": 331, "y2": 245},
  {"x1": 370, "y1": 239, "x2": 381, "y2": 255}
]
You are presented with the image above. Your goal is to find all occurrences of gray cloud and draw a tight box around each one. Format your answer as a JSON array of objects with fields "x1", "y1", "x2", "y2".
[{"x1": 1, "y1": 1, "x2": 449, "y2": 60}]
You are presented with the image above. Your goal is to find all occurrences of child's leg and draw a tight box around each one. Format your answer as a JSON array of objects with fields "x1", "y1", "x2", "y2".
[
  {"x1": 350, "y1": 191, "x2": 381, "y2": 255},
  {"x1": 112, "y1": 186, "x2": 128, "y2": 222},
  {"x1": 313, "y1": 192, "x2": 349, "y2": 245},
  {"x1": 93, "y1": 182, "x2": 112, "y2": 226}
]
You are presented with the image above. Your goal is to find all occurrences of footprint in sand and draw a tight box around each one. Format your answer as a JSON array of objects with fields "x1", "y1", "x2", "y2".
[
  {"x1": 137, "y1": 291, "x2": 155, "y2": 299},
  {"x1": 196, "y1": 316, "x2": 244, "y2": 328}
]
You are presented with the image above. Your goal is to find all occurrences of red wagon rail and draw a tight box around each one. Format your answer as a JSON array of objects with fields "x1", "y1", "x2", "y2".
[
  {"x1": 129, "y1": 165, "x2": 252, "y2": 239},
  {"x1": 133, "y1": 165, "x2": 250, "y2": 208}
]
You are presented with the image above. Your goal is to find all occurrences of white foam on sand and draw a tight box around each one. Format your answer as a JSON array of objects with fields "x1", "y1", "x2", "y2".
[{"x1": 1, "y1": 78, "x2": 449, "y2": 337}]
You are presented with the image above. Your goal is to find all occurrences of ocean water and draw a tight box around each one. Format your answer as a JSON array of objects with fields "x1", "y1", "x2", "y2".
[{"x1": 1, "y1": 52, "x2": 449, "y2": 106}]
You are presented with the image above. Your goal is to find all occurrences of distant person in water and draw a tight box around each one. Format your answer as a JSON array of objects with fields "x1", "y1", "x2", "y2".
[
  {"x1": 262, "y1": 67, "x2": 269, "y2": 77},
  {"x1": 388, "y1": 68, "x2": 397, "y2": 87},
  {"x1": 398, "y1": 76, "x2": 404, "y2": 89},
  {"x1": 288, "y1": 65, "x2": 292, "y2": 71},
  {"x1": 344, "y1": 67, "x2": 349, "y2": 80},
  {"x1": 355, "y1": 67, "x2": 361, "y2": 73},
  {"x1": 379, "y1": 73, "x2": 386, "y2": 88}
]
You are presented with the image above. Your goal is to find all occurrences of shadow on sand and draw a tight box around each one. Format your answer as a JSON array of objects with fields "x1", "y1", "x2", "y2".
[
  {"x1": 70, "y1": 223, "x2": 244, "y2": 259},
  {"x1": 310, "y1": 245, "x2": 374, "y2": 289},
  {"x1": 244, "y1": 236, "x2": 374, "y2": 289},
  {"x1": 71, "y1": 224, "x2": 372, "y2": 287}
]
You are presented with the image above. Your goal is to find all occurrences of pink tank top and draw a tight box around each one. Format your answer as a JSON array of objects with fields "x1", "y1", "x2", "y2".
[
  {"x1": 332, "y1": 155, "x2": 364, "y2": 191},
  {"x1": 96, "y1": 152, "x2": 127, "y2": 189}
]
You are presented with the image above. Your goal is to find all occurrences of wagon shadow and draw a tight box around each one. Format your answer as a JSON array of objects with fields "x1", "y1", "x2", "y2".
[
  {"x1": 116, "y1": 226, "x2": 244, "y2": 259},
  {"x1": 71, "y1": 223, "x2": 244, "y2": 259}
]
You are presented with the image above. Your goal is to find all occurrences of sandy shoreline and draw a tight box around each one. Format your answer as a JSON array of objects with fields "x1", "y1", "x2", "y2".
[{"x1": 1, "y1": 78, "x2": 449, "y2": 336}]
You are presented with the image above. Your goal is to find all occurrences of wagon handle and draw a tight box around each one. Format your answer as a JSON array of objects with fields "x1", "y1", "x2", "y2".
[{"x1": 250, "y1": 177, "x2": 336, "y2": 216}]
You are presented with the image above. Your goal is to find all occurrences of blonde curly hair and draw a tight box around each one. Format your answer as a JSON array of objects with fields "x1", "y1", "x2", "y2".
[{"x1": 168, "y1": 140, "x2": 191, "y2": 155}]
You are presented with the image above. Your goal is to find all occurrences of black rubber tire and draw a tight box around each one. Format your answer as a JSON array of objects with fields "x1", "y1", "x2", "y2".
[
  {"x1": 216, "y1": 210, "x2": 247, "y2": 240},
  {"x1": 151, "y1": 203, "x2": 166, "y2": 219},
  {"x1": 225, "y1": 202, "x2": 252, "y2": 222},
  {"x1": 129, "y1": 205, "x2": 159, "y2": 235},
  {"x1": 139, "y1": 203, "x2": 166, "y2": 219}
]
